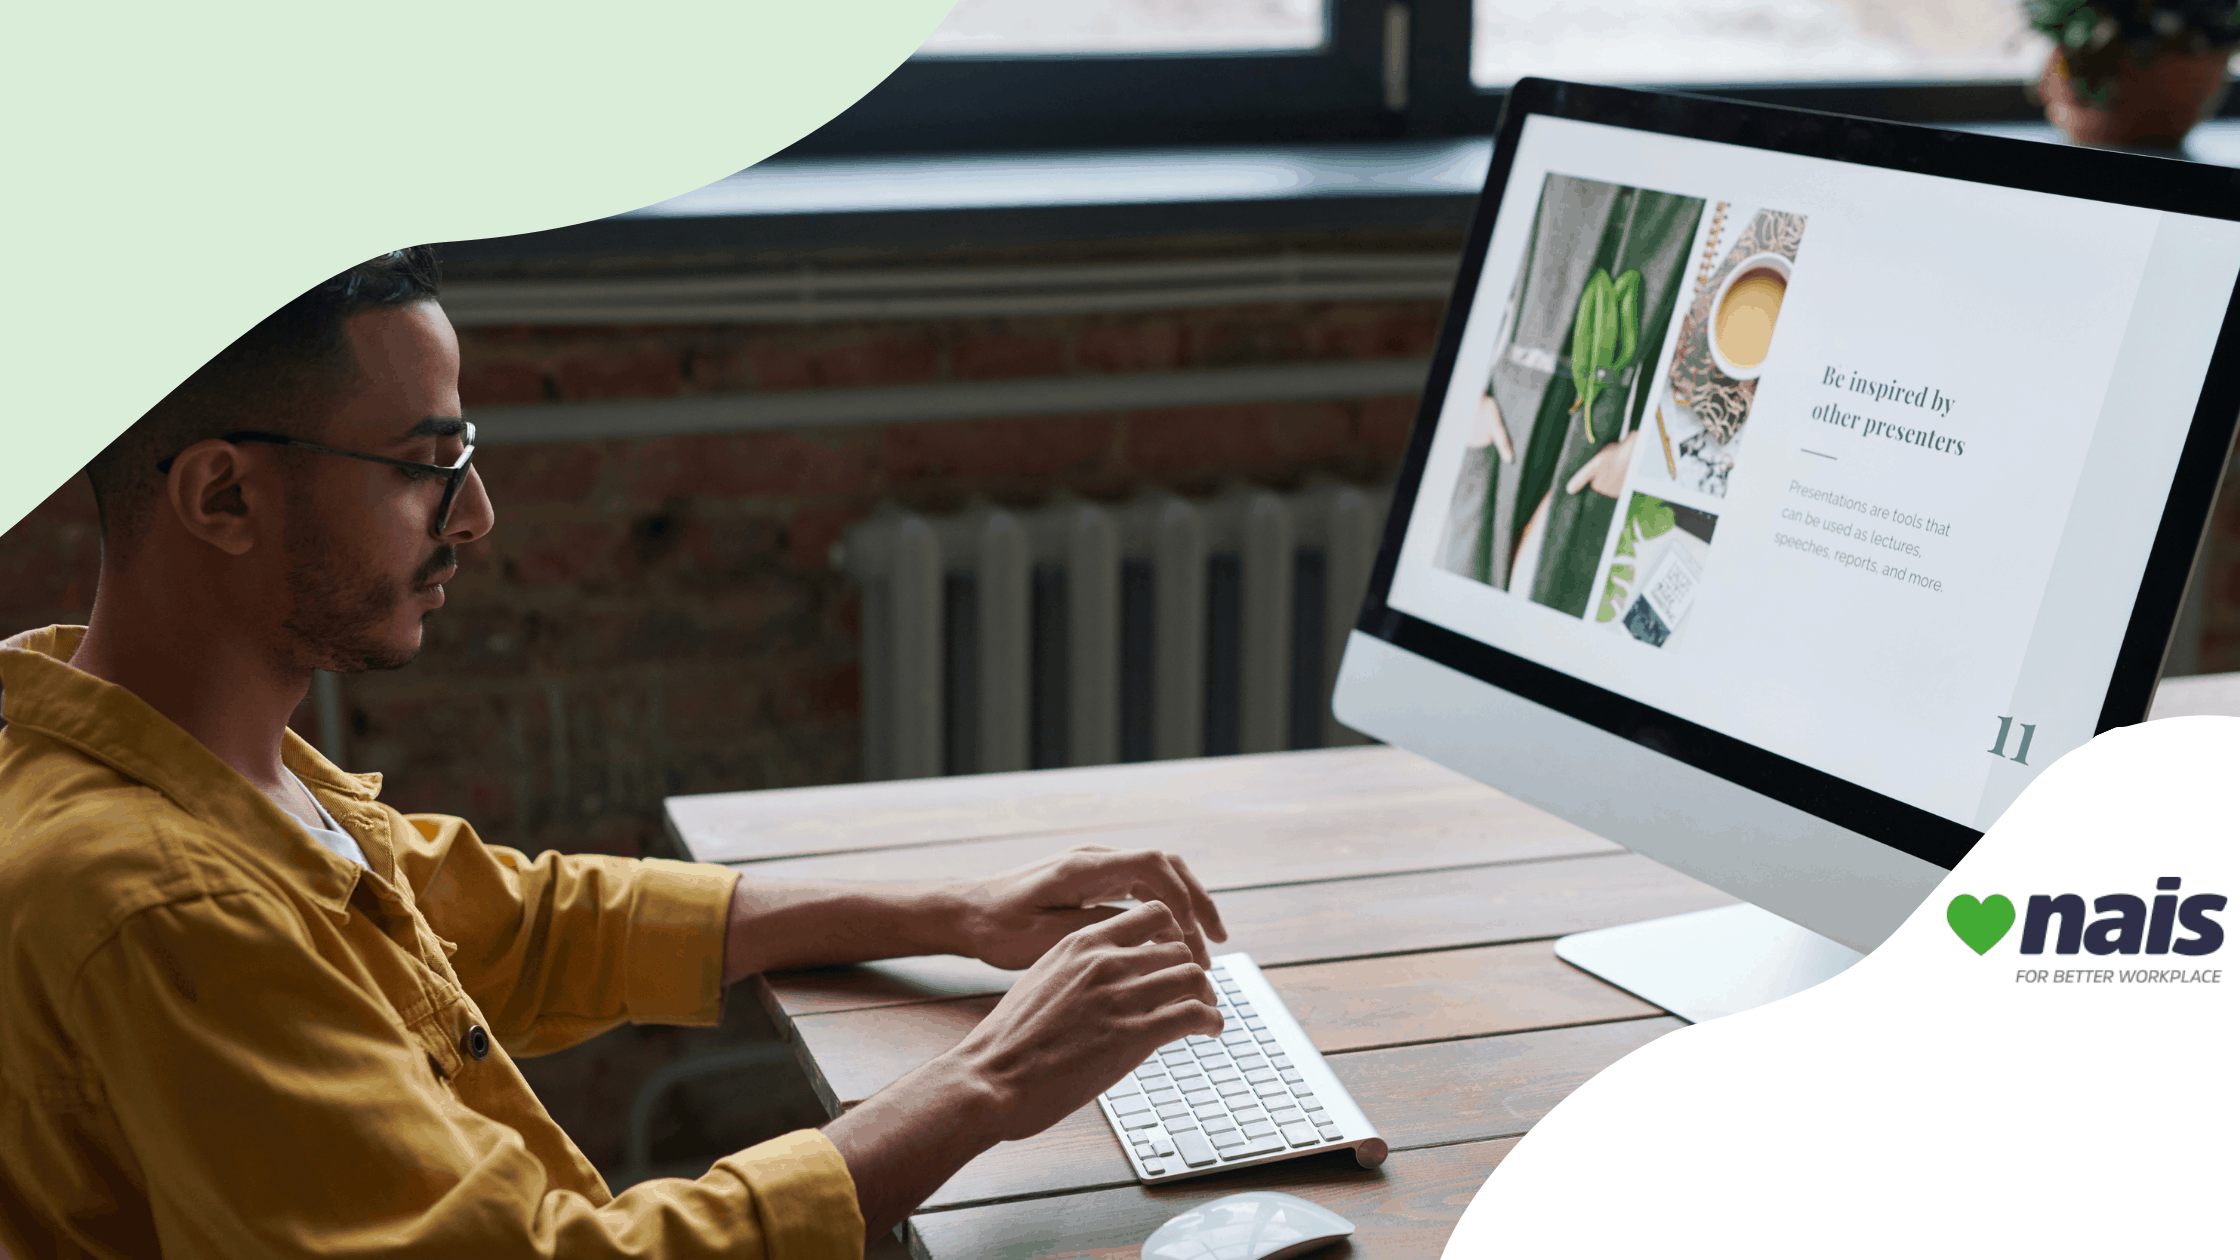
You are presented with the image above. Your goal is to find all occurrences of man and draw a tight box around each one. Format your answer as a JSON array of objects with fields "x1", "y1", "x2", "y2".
[{"x1": 0, "y1": 249, "x2": 1228, "y2": 1259}]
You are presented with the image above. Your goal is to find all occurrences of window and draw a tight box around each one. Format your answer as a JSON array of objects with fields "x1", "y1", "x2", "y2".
[
  {"x1": 779, "y1": 0, "x2": 2097, "y2": 159},
  {"x1": 1469, "y1": 0, "x2": 2044, "y2": 88},
  {"x1": 923, "y1": 0, "x2": 1326, "y2": 55}
]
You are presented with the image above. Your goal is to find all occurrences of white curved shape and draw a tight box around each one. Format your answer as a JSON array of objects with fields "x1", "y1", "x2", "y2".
[{"x1": 1443, "y1": 717, "x2": 2240, "y2": 1257}]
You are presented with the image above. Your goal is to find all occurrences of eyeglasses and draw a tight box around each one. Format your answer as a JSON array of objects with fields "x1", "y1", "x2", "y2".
[{"x1": 155, "y1": 422, "x2": 478, "y2": 540}]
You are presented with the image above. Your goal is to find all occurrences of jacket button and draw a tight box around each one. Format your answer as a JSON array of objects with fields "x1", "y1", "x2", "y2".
[{"x1": 464, "y1": 1025, "x2": 490, "y2": 1060}]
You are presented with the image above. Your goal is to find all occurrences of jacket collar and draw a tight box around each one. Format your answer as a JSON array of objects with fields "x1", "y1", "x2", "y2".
[{"x1": 1, "y1": 625, "x2": 392, "y2": 912}]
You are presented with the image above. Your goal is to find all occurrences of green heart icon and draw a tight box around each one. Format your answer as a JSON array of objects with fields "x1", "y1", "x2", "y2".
[{"x1": 1947, "y1": 894, "x2": 2015, "y2": 955}]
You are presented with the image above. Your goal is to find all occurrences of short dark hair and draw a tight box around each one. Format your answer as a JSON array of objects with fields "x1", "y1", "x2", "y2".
[{"x1": 87, "y1": 246, "x2": 443, "y2": 557}]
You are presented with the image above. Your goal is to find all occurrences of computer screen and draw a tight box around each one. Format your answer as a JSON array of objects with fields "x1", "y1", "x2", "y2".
[{"x1": 1337, "y1": 80, "x2": 2240, "y2": 949}]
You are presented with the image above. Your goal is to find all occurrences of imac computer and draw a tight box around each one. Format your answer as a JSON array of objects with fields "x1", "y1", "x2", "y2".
[{"x1": 1332, "y1": 79, "x2": 2240, "y2": 1022}]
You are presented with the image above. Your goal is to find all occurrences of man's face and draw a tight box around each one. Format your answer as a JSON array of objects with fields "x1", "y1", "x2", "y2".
[{"x1": 277, "y1": 301, "x2": 493, "y2": 674}]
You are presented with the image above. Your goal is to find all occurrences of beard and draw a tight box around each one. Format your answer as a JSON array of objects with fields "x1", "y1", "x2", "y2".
[{"x1": 278, "y1": 486, "x2": 455, "y2": 675}]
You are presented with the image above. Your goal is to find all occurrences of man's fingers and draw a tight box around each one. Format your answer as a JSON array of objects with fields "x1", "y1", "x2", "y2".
[
  {"x1": 1056, "y1": 849, "x2": 1206, "y2": 953},
  {"x1": 1486, "y1": 394, "x2": 1514, "y2": 464},
  {"x1": 1079, "y1": 898, "x2": 1185, "y2": 949},
  {"x1": 1031, "y1": 905, "x2": 1124, "y2": 950},
  {"x1": 1163, "y1": 852, "x2": 1227, "y2": 944},
  {"x1": 1565, "y1": 450, "x2": 1603, "y2": 495},
  {"x1": 1121, "y1": 860, "x2": 1209, "y2": 965}
]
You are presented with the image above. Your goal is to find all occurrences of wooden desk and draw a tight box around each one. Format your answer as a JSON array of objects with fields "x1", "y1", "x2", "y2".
[{"x1": 665, "y1": 675, "x2": 2233, "y2": 1259}]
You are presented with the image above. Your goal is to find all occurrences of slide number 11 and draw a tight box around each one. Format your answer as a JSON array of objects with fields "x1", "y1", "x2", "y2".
[{"x1": 1988, "y1": 716, "x2": 2036, "y2": 765}]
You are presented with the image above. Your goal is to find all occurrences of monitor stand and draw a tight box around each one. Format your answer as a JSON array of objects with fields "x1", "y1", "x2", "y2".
[{"x1": 1554, "y1": 903, "x2": 1862, "y2": 1024}]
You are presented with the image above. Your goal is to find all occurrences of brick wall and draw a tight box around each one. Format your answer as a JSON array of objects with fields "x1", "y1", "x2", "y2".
[{"x1": 2, "y1": 298, "x2": 1434, "y2": 863}]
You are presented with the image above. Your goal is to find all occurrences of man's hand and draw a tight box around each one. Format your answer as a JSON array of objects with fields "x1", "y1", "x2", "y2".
[
  {"x1": 1468, "y1": 392, "x2": 1515, "y2": 463},
  {"x1": 719, "y1": 845, "x2": 1227, "y2": 982},
  {"x1": 947, "y1": 899, "x2": 1224, "y2": 1140},
  {"x1": 824, "y1": 899, "x2": 1224, "y2": 1235},
  {"x1": 940, "y1": 845, "x2": 1228, "y2": 971},
  {"x1": 1565, "y1": 430, "x2": 1639, "y2": 500}
]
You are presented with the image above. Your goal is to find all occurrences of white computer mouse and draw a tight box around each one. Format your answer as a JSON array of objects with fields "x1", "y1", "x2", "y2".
[{"x1": 1141, "y1": 1190, "x2": 1354, "y2": 1260}]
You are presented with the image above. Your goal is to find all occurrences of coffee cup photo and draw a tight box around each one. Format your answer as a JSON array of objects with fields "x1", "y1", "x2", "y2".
[{"x1": 1707, "y1": 251, "x2": 1792, "y2": 381}]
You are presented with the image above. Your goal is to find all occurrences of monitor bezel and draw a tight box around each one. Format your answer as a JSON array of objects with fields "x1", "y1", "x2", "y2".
[{"x1": 1355, "y1": 77, "x2": 2240, "y2": 873}]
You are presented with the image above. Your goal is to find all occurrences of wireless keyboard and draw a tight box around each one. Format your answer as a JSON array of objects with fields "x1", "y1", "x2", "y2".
[{"x1": 1095, "y1": 953, "x2": 1387, "y2": 1183}]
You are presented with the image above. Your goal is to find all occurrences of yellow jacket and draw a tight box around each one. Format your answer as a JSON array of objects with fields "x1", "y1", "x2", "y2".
[{"x1": 0, "y1": 626, "x2": 861, "y2": 1259}]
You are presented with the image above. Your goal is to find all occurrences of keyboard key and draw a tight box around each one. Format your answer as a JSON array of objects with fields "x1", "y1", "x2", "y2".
[
  {"x1": 1234, "y1": 1055, "x2": 1268, "y2": 1071},
  {"x1": 1210, "y1": 1128, "x2": 1250, "y2": 1150},
  {"x1": 1280, "y1": 1070, "x2": 1305, "y2": 1084},
  {"x1": 1147, "y1": 1088, "x2": 1183, "y2": 1106},
  {"x1": 1282, "y1": 1122, "x2": 1321, "y2": 1148},
  {"x1": 1245, "y1": 1018, "x2": 1268, "y2": 1031},
  {"x1": 1194, "y1": 1043, "x2": 1227, "y2": 1059},
  {"x1": 1244, "y1": 1068, "x2": 1279, "y2": 1084},
  {"x1": 1207, "y1": 1067, "x2": 1242, "y2": 1084},
  {"x1": 1156, "y1": 1103, "x2": 1191, "y2": 1121},
  {"x1": 1192, "y1": 1103, "x2": 1227, "y2": 1122},
  {"x1": 1231, "y1": 1107, "x2": 1268, "y2": 1126},
  {"x1": 1216, "y1": 1079, "x2": 1253, "y2": 1098},
  {"x1": 1169, "y1": 1061, "x2": 1206, "y2": 1080},
  {"x1": 1296, "y1": 1093, "x2": 1322, "y2": 1109},
  {"x1": 1241, "y1": 1121, "x2": 1278, "y2": 1139},
  {"x1": 1254, "y1": 1081, "x2": 1289, "y2": 1098},
  {"x1": 1150, "y1": 1134, "x2": 1176, "y2": 1157},
  {"x1": 1201, "y1": 1114, "x2": 1238, "y2": 1134},
  {"x1": 1182, "y1": 1089, "x2": 1219, "y2": 1107},
  {"x1": 1108, "y1": 1078, "x2": 1143, "y2": 1098},
  {"x1": 1123, "y1": 1112, "x2": 1163, "y2": 1130},
  {"x1": 1112, "y1": 1096, "x2": 1152, "y2": 1116},
  {"x1": 1267, "y1": 1106, "x2": 1304, "y2": 1125},
  {"x1": 1186, "y1": 1034, "x2": 1217, "y2": 1046},
  {"x1": 1173, "y1": 1129, "x2": 1219, "y2": 1168},
  {"x1": 1255, "y1": 1031, "x2": 1281, "y2": 1045},
  {"x1": 1229, "y1": 1134, "x2": 1288, "y2": 1159}
]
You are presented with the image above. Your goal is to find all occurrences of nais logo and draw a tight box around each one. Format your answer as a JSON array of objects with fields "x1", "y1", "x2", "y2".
[{"x1": 1947, "y1": 879, "x2": 2225, "y2": 985}]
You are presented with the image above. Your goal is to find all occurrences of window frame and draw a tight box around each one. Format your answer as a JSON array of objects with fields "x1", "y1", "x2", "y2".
[
  {"x1": 786, "y1": 0, "x2": 1400, "y2": 156},
  {"x1": 781, "y1": 0, "x2": 2130, "y2": 160}
]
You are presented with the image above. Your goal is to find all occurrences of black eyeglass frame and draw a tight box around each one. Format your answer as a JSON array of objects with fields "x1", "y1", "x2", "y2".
[{"x1": 154, "y1": 423, "x2": 478, "y2": 540}]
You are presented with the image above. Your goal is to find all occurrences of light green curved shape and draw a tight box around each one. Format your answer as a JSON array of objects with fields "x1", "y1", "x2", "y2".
[{"x1": 0, "y1": 0, "x2": 959, "y2": 535}]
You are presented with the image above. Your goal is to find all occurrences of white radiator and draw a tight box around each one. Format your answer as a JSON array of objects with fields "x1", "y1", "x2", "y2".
[{"x1": 836, "y1": 481, "x2": 1393, "y2": 780}]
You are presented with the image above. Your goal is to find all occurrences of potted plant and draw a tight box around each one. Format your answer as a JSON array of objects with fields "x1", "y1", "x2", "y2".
[{"x1": 2030, "y1": 1, "x2": 2240, "y2": 148}]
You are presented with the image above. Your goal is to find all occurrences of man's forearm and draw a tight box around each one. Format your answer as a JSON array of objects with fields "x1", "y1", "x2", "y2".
[
  {"x1": 722, "y1": 878, "x2": 967, "y2": 983},
  {"x1": 821, "y1": 1052, "x2": 1007, "y2": 1242}
]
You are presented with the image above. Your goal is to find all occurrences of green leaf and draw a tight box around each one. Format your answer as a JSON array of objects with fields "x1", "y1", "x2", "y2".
[{"x1": 1612, "y1": 269, "x2": 1642, "y2": 368}]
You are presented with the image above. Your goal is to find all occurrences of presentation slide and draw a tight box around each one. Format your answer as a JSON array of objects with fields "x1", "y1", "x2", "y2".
[{"x1": 1388, "y1": 115, "x2": 2240, "y2": 830}]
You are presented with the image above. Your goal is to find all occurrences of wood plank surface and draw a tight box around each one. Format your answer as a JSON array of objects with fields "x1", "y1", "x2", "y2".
[
  {"x1": 909, "y1": 1136, "x2": 1520, "y2": 1260},
  {"x1": 720, "y1": 793, "x2": 1615, "y2": 891},
  {"x1": 916, "y1": 1017, "x2": 1680, "y2": 1212},
  {"x1": 669, "y1": 745, "x2": 1491, "y2": 864},
  {"x1": 792, "y1": 940, "x2": 1662, "y2": 1107},
  {"x1": 1268, "y1": 942, "x2": 1666, "y2": 1053},
  {"x1": 766, "y1": 852, "x2": 1731, "y2": 1017}
]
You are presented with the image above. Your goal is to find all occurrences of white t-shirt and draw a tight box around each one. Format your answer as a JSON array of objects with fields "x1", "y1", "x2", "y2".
[{"x1": 286, "y1": 768, "x2": 368, "y2": 868}]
